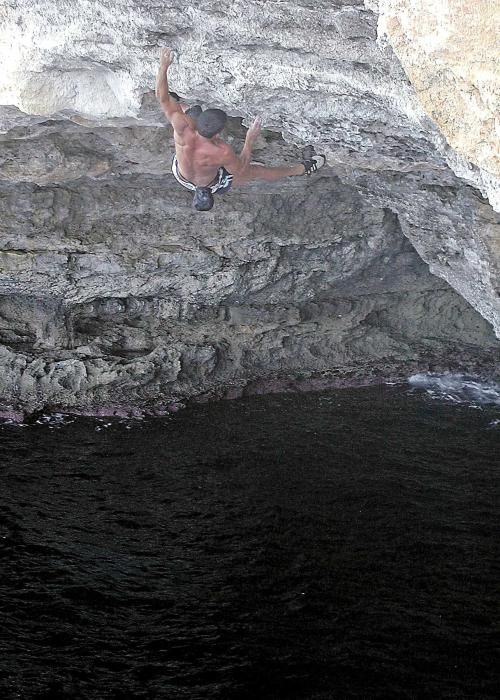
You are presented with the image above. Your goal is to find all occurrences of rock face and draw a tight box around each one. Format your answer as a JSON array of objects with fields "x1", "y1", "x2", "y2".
[
  {"x1": 0, "y1": 0, "x2": 498, "y2": 413},
  {"x1": 378, "y1": 0, "x2": 500, "y2": 199}
]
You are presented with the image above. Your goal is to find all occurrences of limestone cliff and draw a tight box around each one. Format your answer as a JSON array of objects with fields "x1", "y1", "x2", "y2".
[
  {"x1": 378, "y1": 0, "x2": 500, "y2": 201},
  {"x1": 0, "y1": 0, "x2": 498, "y2": 414}
]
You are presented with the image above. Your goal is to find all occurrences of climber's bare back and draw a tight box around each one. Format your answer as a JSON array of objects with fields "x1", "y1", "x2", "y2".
[{"x1": 174, "y1": 125, "x2": 232, "y2": 186}]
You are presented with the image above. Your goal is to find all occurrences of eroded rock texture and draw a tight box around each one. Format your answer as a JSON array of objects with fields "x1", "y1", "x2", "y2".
[
  {"x1": 0, "y1": 1, "x2": 498, "y2": 413},
  {"x1": 378, "y1": 0, "x2": 500, "y2": 195}
]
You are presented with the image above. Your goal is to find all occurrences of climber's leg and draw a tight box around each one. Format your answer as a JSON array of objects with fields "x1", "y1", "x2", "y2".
[
  {"x1": 232, "y1": 148, "x2": 326, "y2": 185},
  {"x1": 233, "y1": 162, "x2": 305, "y2": 185}
]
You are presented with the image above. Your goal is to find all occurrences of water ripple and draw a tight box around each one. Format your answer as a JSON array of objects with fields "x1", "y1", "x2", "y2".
[{"x1": 0, "y1": 385, "x2": 499, "y2": 699}]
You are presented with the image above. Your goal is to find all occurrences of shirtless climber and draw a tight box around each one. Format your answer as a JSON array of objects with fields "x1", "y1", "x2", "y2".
[{"x1": 156, "y1": 48, "x2": 326, "y2": 211}]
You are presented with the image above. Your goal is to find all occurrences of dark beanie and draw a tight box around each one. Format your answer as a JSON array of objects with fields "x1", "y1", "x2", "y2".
[{"x1": 185, "y1": 105, "x2": 203, "y2": 122}]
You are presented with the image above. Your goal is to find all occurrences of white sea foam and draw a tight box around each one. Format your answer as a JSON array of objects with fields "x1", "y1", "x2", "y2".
[
  {"x1": 35, "y1": 413, "x2": 76, "y2": 428},
  {"x1": 408, "y1": 373, "x2": 500, "y2": 407}
]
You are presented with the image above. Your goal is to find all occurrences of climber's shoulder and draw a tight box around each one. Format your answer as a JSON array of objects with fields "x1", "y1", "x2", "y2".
[
  {"x1": 169, "y1": 110, "x2": 196, "y2": 139},
  {"x1": 215, "y1": 140, "x2": 233, "y2": 157},
  {"x1": 216, "y1": 142, "x2": 240, "y2": 170},
  {"x1": 160, "y1": 99, "x2": 196, "y2": 141}
]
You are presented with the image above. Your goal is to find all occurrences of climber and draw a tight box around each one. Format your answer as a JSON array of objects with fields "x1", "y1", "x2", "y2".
[{"x1": 156, "y1": 48, "x2": 326, "y2": 211}]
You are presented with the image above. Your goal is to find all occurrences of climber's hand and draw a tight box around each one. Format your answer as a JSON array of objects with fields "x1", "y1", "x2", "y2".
[
  {"x1": 247, "y1": 117, "x2": 262, "y2": 142},
  {"x1": 160, "y1": 48, "x2": 174, "y2": 69}
]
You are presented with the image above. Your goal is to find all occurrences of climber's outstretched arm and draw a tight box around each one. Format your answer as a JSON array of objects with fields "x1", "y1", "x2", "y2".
[
  {"x1": 239, "y1": 117, "x2": 262, "y2": 171},
  {"x1": 220, "y1": 117, "x2": 262, "y2": 176},
  {"x1": 156, "y1": 48, "x2": 191, "y2": 136}
]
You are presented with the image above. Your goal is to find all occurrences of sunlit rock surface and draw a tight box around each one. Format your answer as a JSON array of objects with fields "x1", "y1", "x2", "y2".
[
  {"x1": 0, "y1": 0, "x2": 498, "y2": 413},
  {"x1": 378, "y1": 0, "x2": 500, "y2": 203}
]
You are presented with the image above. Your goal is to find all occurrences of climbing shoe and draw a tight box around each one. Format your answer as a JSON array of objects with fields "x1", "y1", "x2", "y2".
[{"x1": 302, "y1": 145, "x2": 326, "y2": 176}]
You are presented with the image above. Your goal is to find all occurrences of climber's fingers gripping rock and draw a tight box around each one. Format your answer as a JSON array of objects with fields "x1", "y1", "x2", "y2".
[{"x1": 160, "y1": 48, "x2": 174, "y2": 68}]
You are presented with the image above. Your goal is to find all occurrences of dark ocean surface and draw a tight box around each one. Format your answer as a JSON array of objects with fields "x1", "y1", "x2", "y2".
[{"x1": 0, "y1": 377, "x2": 499, "y2": 699}]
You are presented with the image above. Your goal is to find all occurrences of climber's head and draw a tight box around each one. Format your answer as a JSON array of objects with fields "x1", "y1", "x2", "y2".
[
  {"x1": 185, "y1": 104, "x2": 203, "y2": 124},
  {"x1": 193, "y1": 186, "x2": 214, "y2": 211},
  {"x1": 196, "y1": 108, "x2": 227, "y2": 139}
]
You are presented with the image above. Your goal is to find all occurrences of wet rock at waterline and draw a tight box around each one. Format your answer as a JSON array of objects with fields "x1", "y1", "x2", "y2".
[{"x1": 0, "y1": 1, "x2": 499, "y2": 414}]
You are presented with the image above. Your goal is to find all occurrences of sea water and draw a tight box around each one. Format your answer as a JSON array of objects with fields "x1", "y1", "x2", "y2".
[{"x1": 0, "y1": 378, "x2": 498, "y2": 699}]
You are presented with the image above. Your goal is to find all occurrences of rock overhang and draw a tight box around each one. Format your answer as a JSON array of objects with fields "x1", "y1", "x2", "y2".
[{"x1": 0, "y1": 0, "x2": 499, "y2": 412}]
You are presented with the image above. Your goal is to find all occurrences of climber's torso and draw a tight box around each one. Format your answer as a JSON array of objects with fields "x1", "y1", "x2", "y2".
[{"x1": 174, "y1": 127, "x2": 231, "y2": 186}]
